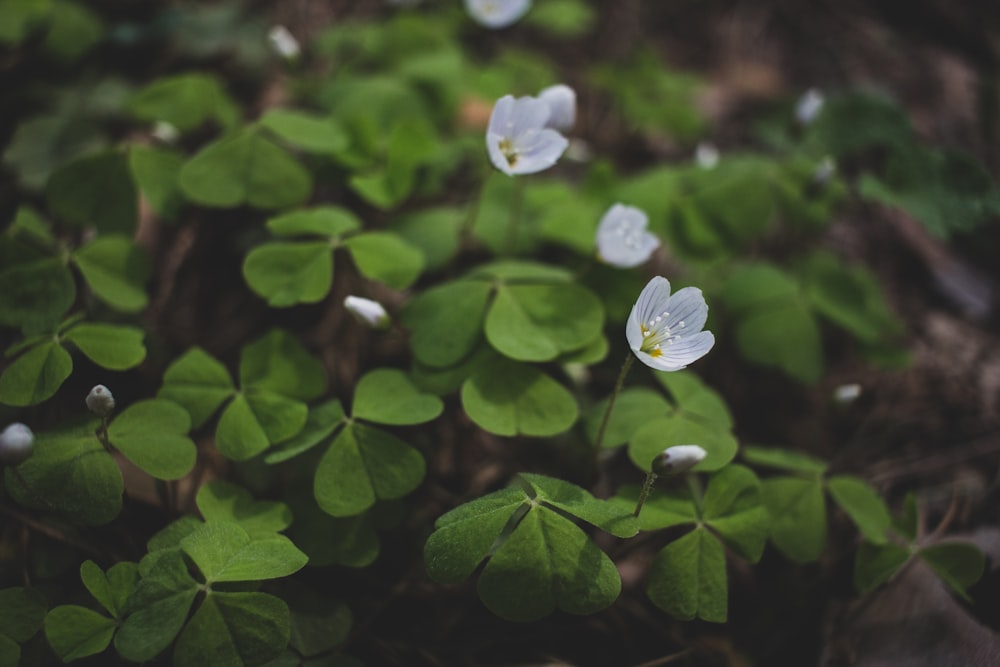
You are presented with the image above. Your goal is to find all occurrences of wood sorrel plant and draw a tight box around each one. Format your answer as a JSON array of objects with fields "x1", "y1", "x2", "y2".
[{"x1": 0, "y1": 1, "x2": 992, "y2": 665}]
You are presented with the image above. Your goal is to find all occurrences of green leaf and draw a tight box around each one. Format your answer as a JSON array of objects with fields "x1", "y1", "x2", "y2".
[
  {"x1": 521, "y1": 473, "x2": 639, "y2": 538},
  {"x1": 239, "y1": 329, "x2": 326, "y2": 401},
  {"x1": 129, "y1": 145, "x2": 184, "y2": 219},
  {"x1": 0, "y1": 0, "x2": 52, "y2": 46},
  {"x1": 196, "y1": 480, "x2": 292, "y2": 536},
  {"x1": 735, "y1": 303, "x2": 823, "y2": 383},
  {"x1": 178, "y1": 129, "x2": 312, "y2": 209},
  {"x1": 853, "y1": 541, "x2": 911, "y2": 594},
  {"x1": 314, "y1": 422, "x2": 425, "y2": 517},
  {"x1": 265, "y1": 399, "x2": 346, "y2": 464},
  {"x1": 42, "y1": 0, "x2": 102, "y2": 61},
  {"x1": 45, "y1": 150, "x2": 137, "y2": 234},
  {"x1": 216, "y1": 391, "x2": 307, "y2": 461},
  {"x1": 724, "y1": 263, "x2": 800, "y2": 311},
  {"x1": 741, "y1": 445, "x2": 828, "y2": 475},
  {"x1": 0, "y1": 341, "x2": 72, "y2": 407},
  {"x1": 343, "y1": 232, "x2": 424, "y2": 289},
  {"x1": 628, "y1": 412, "x2": 738, "y2": 473},
  {"x1": 351, "y1": 368, "x2": 443, "y2": 426},
  {"x1": 647, "y1": 528, "x2": 727, "y2": 622},
  {"x1": 266, "y1": 207, "x2": 361, "y2": 238},
  {"x1": 524, "y1": 0, "x2": 595, "y2": 36},
  {"x1": 107, "y1": 399, "x2": 196, "y2": 480},
  {"x1": 614, "y1": 483, "x2": 697, "y2": 532},
  {"x1": 3, "y1": 423, "x2": 123, "y2": 525},
  {"x1": 288, "y1": 491, "x2": 379, "y2": 568},
  {"x1": 402, "y1": 280, "x2": 493, "y2": 367},
  {"x1": 181, "y1": 522, "x2": 307, "y2": 583},
  {"x1": 0, "y1": 587, "x2": 46, "y2": 643},
  {"x1": 654, "y1": 371, "x2": 734, "y2": 430},
  {"x1": 391, "y1": 206, "x2": 462, "y2": 270},
  {"x1": 243, "y1": 242, "x2": 333, "y2": 307},
  {"x1": 63, "y1": 323, "x2": 146, "y2": 370},
  {"x1": 129, "y1": 73, "x2": 236, "y2": 133},
  {"x1": 173, "y1": 592, "x2": 290, "y2": 667},
  {"x1": 827, "y1": 475, "x2": 891, "y2": 544},
  {"x1": 3, "y1": 114, "x2": 105, "y2": 190},
  {"x1": 584, "y1": 387, "x2": 671, "y2": 449},
  {"x1": 44, "y1": 606, "x2": 115, "y2": 662},
  {"x1": 702, "y1": 465, "x2": 770, "y2": 562},
  {"x1": 478, "y1": 508, "x2": 622, "y2": 622},
  {"x1": 158, "y1": 347, "x2": 235, "y2": 428},
  {"x1": 920, "y1": 542, "x2": 986, "y2": 601},
  {"x1": 80, "y1": 560, "x2": 139, "y2": 620},
  {"x1": 261, "y1": 109, "x2": 348, "y2": 153},
  {"x1": 0, "y1": 258, "x2": 75, "y2": 331},
  {"x1": 116, "y1": 551, "x2": 199, "y2": 662},
  {"x1": 761, "y1": 476, "x2": 827, "y2": 562},
  {"x1": 72, "y1": 235, "x2": 151, "y2": 312},
  {"x1": 461, "y1": 355, "x2": 579, "y2": 437},
  {"x1": 285, "y1": 590, "x2": 352, "y2": 658},
  {"x1": 484, "y1": 283, "x2": 604, "y2": 362},
  {"x1": 425, "y1": 486, "x2": 529, "y2": 584}
]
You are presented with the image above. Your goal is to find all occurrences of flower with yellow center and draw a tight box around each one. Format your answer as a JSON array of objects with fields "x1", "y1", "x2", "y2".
[
  {"x1": 626, "y1": 276, "x2": 715, "y2": 372},
  {"x1": 486, "y1": 95, "x2": 569, "y2": 176}
]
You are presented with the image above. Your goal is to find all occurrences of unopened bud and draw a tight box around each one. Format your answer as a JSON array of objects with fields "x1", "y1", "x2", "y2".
[
  {"x1": 0, "y1": 423, "x2": 34, "y2": 465},
  {"x1": 268, "y1": 25, "x2": 301, "y2": 60},
  {"x1": 86, "y1": 385, "x2": 116, "y2": 417},
  {"x1": 344, "y1": 296, "x2": 390, "y2": 329},
  {"x1": 651, "y1": 445, "x2": 706, "y2": 476}
]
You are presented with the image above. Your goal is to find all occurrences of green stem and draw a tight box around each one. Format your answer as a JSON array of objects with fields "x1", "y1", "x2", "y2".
[
  {"x1": 96, "y1": 417, "x2": 112, "y2": 452},
  {"x1": 503, "y1": 177, "x2": 526, "y2": 255},
  {"x1": 633, "y1": 471, "x2": 658, "y2": 518},
  {"x1": 594, "y1": 353, "x2": 635, "y2": 458},
  {"x1": 686, "y1": 473, "x2": 704, "y2": 520}
]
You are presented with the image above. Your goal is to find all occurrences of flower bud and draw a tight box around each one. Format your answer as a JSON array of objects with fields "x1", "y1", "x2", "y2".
[
  {"x1": 651, "y1": 445, "x2": 706, "y2": 476},
  {"x1": 0, "y1": 423, "x2": 34, "y2": 465},
  {"x1": 86, "y1": 385, "x2": 116, "y2": 417},
  {"x1": 796, "y1": 88, "x2": 824, "y2": 125},
  {"x1": 344, "y1": 296, "x2": 391, "y2": 329},
  {"x1": 695, "y1": 142, "x2": 719, "y2": 169},
  {"x1": 268, "y1": 25, "x2": 301, "y2": 60}
]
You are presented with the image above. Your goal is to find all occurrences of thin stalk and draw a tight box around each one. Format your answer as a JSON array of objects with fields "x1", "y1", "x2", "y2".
[
  {"x1": 594, "y1": 353, "x2": 635, "y2": 458},
  {"x1": 633, "y1": 471, "x2": 658, "y2": 518},
  {"x1": 503, "y1": 177, "x2": 526, "y2": 255},
  {"x1": 685, "y1": 473, "x2": 704, "y2": 520}
]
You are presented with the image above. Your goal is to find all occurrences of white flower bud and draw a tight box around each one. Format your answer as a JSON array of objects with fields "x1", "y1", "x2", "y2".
[
  {"x1": 152, "y1": 121, "x2": 180, "y2": 144},
  {"x1": 86, "y1": 385, "x2": 116, "y2": 417},
  {"x1": 651, "y1": 445, "x2": 706, "y2": 476},
  {"x1": 344, "y1": 296, "x2": 391, "y2": 329},
  {"x1": 268, "y1": 25, "x2": 301, "y2": 60},
  {"x1": 833, "y1": 383, "x2": 862, "y2": 405},
  {"x1": 0, "y1": 423, "x2": 34, "y2": 465},
  {"x1": 796, "y1": 88, "x2": 824, "y2": 125},
  {"x1": 695, "y1": 142, "x2": 719, "y2": 169}
]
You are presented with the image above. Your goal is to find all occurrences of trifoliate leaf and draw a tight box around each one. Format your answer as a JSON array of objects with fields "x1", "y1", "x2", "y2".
[
  {"x1": 80, "y1": 561, "x2": 138, "y2": 620},
  {"x1": 654, "y1": 371, "x2": 734, "y2": 430},
  {"x1": 129, "y1": 73, "x2": 236, "y2": 133},
  {"x1": 107, "y1": 399, "x2": 196, "y2": 480},
  {"x1": 584, "y1": 387, "x2": 672, "y2": 449},
  {"x1": 265, "y1": 399, "x2": 346, "y2": 464},
  {"x1": 216, "y1": 391, "x2": 306, "y2": 461},
  {"x1": 173, "y1": 592, "x2": 290, "y2": 667},
  {"x1": 827, "y1": 475, "x2": 890, "y2": 544},
  {"x1": 158, "y1": 347, "x2": 235, "y2": 428},
  {"x1": 521, "y1": 473, "x2": 638, "y2": 538},
  {"x1": 180, "y1": 522, "x2": 307, "y2": 583},
  {"x1": 647, "y1": 528, "x2": 727, "y2": 622},
  {"x1": 702, "y1": 465, "x2": 769, "y2": 562},
  {"x1": 239, "y1": 329, "x2": 326, "y2": 401},
  {"x1": 761, "y1": 476, "x2": 826, "y2": 562},
  {"x1": 402, "y1": 280, "x2": 493, "y2": 368},
  {"x1": 196, "y1": 480, "x2": 292, "y2": 536},
  {"x1": 72, "y1": 236, "x2": 151, "y2": 312},
  {"x1": 853, "y1": 541, "x2": 911, "y2": 594},
  {"x1": 920, "y1": 542, "x2": 986, "y2": 601}
]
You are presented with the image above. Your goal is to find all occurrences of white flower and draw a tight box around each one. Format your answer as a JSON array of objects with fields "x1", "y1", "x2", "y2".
[
  {"x1": 651, "y1": 445, "x2": 706, "y2": 475},
  {"x1": 486, "y1": 95, "x2": 569, "y2": 176},
  {"x1": 796, "y1": 88, "x2": 824, "y2": 125},
  {"x1": 813, "y1": 156, "x2": 836, "y2": 185},
  {"x1": 152, "y1": 121, "x2": 180, "y2": 144},
  {"x1": 695, "y1": 142, "x2": 719, "y2": 169},
  {"x1": 626, "y1": 276, "x2": 715, "y2": 372},
  {"x1": 86, "y1": 385, "x2": 116, "y2": 417},
  {"x1": 465, "y1": 0, "x2": 531, "y2": 29},
  {"x1": 344, "y1": 296, "x2": 390, "y2": 329},
  {"x1": 0, "y1": 423, "x2": 34, "y2": 465},
  {"x1": 268, "y1": 25, "x2": 301, "y2": 60},
  {"x1": 596, "y1": 204, "x2": 660, "y2": 268},
  {"x1": 833, "y1": 383, "x2": 862, "y2": 404},
  {"x1": 538, "y1": 84, "x2": 576, "y2": 132}
]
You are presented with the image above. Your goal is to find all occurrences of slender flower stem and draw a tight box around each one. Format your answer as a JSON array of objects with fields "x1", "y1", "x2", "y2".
[
  {"x1": 594, "y1": 353, "x2": 635, "y2": 457},
  {"x1": 96, "y1": 417, "x2": 112, "y2": 452},
  {"x1": 633, "y1": 471, "x2": 658, "y2": 518},
  {"x1": 503, "y1": 177, "x2": 526, "y2": 255},
  {"x1": 685, "y1": 473, "x2": 704, "y2": 520}
]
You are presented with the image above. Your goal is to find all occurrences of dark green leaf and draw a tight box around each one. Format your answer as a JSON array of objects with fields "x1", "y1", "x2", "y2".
[
  {"x1": 180, "y1": 522, "x2": 307, "y2": 583},
  {"x1": 0, "y1": 341, "x2": 72, "y2": 407},
  {"x1": 647, "y1": 528, "x2": 727, "y2": 622},
  {"x1": 0, "y1": 258, "x2": 75, "y2": 331},
  {"x1": 264, "y1": 400, "x2": 346, "y2": 464},
  {"x1": 741, "y1": 445, "x2": 828, "y2": 475},
  {"x1": 584, "y1": 387, "x2": 672, "y2": 449},
  {"x1": 920, "y1": 542, "x2": 986, "y2": 601},
  {"x1": 129, "y1": 145, "x2": 184, "y2": 219},
  {"x1": 343, "y1": 232, "x2": 424, "y2": 289},
  {"x1": 43, "y1": 606, "x2": 115, "y2": 662},
  {"x1": 522, "y1": 473, "x2": 639, "y2": 538},
  {"x1": 261, "y1": 109, "x2": 348, "y2": 154},
  {"x1": 0, "y1": 587, "x2": 46, "y2": 642},
  {"x1": 239, "y1": 329, "x2": 326, "y2": 401},
  {"x1": 173, "y1": 592, "x2": 290, "y2": 667},
  {"x1": 853, "y1": 541, "x2": 911, "y2": 594},
  {"x1": 196, "y1": 480, "x2": 292, "y2": 536},
  {"x1": 72, "y1": 235, "x2": 152, "y2": 312},
  {"x1": 80, "y1": 560, "x2": 138, "y2": 619},
  {"x1": 45, "y1": 151, "x2": 137, "y2": 234},
  {"x1": 761, "y1": 476, "x2": 826, "y2": 562},
  {"x1": 129, "y1": 73, "x2": 236, "y2": 132},
  {"x1": 827, "y1": 475, "x2": 891, "y2": 544},
  {"x1": 702, "y1": 465, "x2": 769, "y2": 562}
]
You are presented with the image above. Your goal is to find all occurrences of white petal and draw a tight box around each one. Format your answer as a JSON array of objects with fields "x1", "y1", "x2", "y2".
[
  {"x1": 487, "y1": 130, "x2": 514, "y2": 174},
  {"x1": 344, "y1": 295, "x2": 390, "y2": 329},
  {"x1": 636, "y1": 331, "x2": 715, "y2": 372},
  {"x1": 596, "y1": 204, "x2": 659, "y2": 268},
  {"x1": 652, "y1": 444, "x2": 707, "y2": 475},
  {"x1": 662, "y1": 286, "x2": 709, "y2": 334},
  {"x1": 507, "y1": 96, "x2": 552, "y2": 137},
  {"x1": 626, "y1": 276, "x2": 670, "y2": 352},
  {"x1": 487, "y1": 95, "x2": 517, "y2": 136},
  {"x1": 508, "y1": 128, "x2": 568, "y2": 174},
  {"x1": 465, "y1": 0, "x2": 532, "y2": 29},
  {"x1": 538, "y1": 84, "x2": 576, "y2": 132}
]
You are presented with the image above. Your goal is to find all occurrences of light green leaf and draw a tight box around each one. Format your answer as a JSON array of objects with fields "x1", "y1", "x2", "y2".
[
  {"x1": 521, "y1": 473, "x2": 639, "y2": 538},
  {"x1": 402, "y1": 280, "x2": 493, "y2": 368},
  {"x1": 647, "y1": 528, "x2": 727, "y2": 622},
  {"x1": 107, "y1": 399, "x2": 196, "y2": 480},
  {"x1": 181, "y1": 522, "x2": 307, "y2": 583},
  {"x1": 702, "y1": 465, "x2": 770, "y2": 562},
  {"x1": 116, "y1": 551, "x2": 199, "y2": 662},
  {"x1": 158, "y1": 347, "x2": 235, "y2": 428},
  {"x1": 314, "y1": 422, "x2": 425, "y2": 517},
  {"x1": 196, "y1": 480, "x2": 292, "y2": 536},
  {"x1": 351, "y1": 368, "x2": 443, "y2": 426},
  {"x1": 261, "y1": 109, "x2": 348, "y2": 153},
  {"x1": 584, "y1": 387, "x2": 671, "y2": 449},
  {"x1": 45, "y1": 150, "x2": 137, "y2": 234},
  {"x1": 853, "y1": 541, "x2": 911, "y2": 594},
  {"x1": 724, "y1": 263, "x2": 800, "y2": 311},
  {"x1": 613, "y1": 483, "x2": 697, "y2": 532},
  {"x1": 920, "y1": 542, "x2": 986, "y2": 601},
  {"x1": 524, "y1": 0, "x2": 595, "y2": 36},
  {"x1": 129, "y1": 145, "x2": 184, "y2": 218},
  {"x1": 43, "y1": 606, "x2": 115, "y2": 662},
  {"x1": 654, "y1": 371, "x2": 734, "y2": 430},
  {"x1": 243, "y1": 242, "x2": 333, "y2": 307},
  {"x1": 239, "y1": 329, "x2": 326, "y2": 401},
  {"x1": 343, "y1": 232, "x2": 424, "y2": 289},
  {"x1": 735, "y1": 303, "x2": 823, "y2": 383},
  {"x1": 461, "y1": 355, "x2": 579, "y2": 437},
  {"x1": 0, "y1": 258, "x2": 75, "y2": 331},
  {"x1": 63, "y1": 323, "x2": 146, "y2": 370},
  {"x1": 0, "y1": 341, "x2": 72, "y2": 407},
  {"x1": 741, "y1": 445, "x2": 828, "y2": 475},
  {"x1": 216, "y1": 391, "x2": 306, "y2": 461},
  {"x1": 628, "y1": 412, "x2": 737, "y2": 473},
  {"x1": 3, "y1": 423, "x2": 122, "y2": 525},
  {"x1": 72, "y1": 236, "x2": 151, "y2": 312},
  {"x1": 178, "y1": 129, "x2": 312, "y2": 209},
  {"x1": 827, "y1": 475, "x2": 891, "y2": 544},
  {"x1": 80, "y1": 560, "x2": 138, "y2": 620},
  {"x1": 391, "y1": 206, "x2": 462, "y2": 270},
  {"x1": 129, "y1": 73, "x2": 236, "y2": 132},
  {"x1": 264, "y1": 399, "x2": 346, "y2": 464},
  {"x1": 173, "y1": 592, "x2": 290, "y2": 667},
  {"x1": 761, "y1": 476, "x2": 827, "y2": 562},
  {"x1": 266, "y1": 207, "x2": 361, "y2": 238}
]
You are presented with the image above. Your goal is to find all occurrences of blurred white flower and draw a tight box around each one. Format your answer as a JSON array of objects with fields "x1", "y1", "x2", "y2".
[
  {"x1": 344, "y1": 296, "x2": 391, "y2": 329},
  {"x1": 538, "y1": 84, "x2": 576, "y2": 132},
  {"x1": 0, "y1": 423, "x2": 34, "y2": 465},
  {"x1": 695, "y1": 142, "x2": 719, "y2": 169},
  {"x1": 86, "y1": 384, "x2": 116, "y2": 417},
  {"x1": 596, "y1": 204, "x2": 660, "y2": 268},
  {"x1": 268, "y1": 25, "x2": 301, "y2": 60},
  {"x1": 796, "y1": 88, "x2": 824, "y2": 125},
  {"x1": 486, "y1": 95, "x2": 568, "y2": 175},
  {"x1": 152, "y1": 121, "x2": 180, "y2": 144},
  {"x1": 833, "y1": 383, "x2": 862, "y2": 404},
  {"x1": 627, "y1": 276, "x2": 715, "y2": 372},
  {"x1": 465, "y1": 0, "x2": 531, "y2": 28},
  {"x1": 813, "y1": 155, "x2": 836, "y2": 185},
  {"x1": 651, "y1": 444, "x2": 707, "y2": 475}
]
